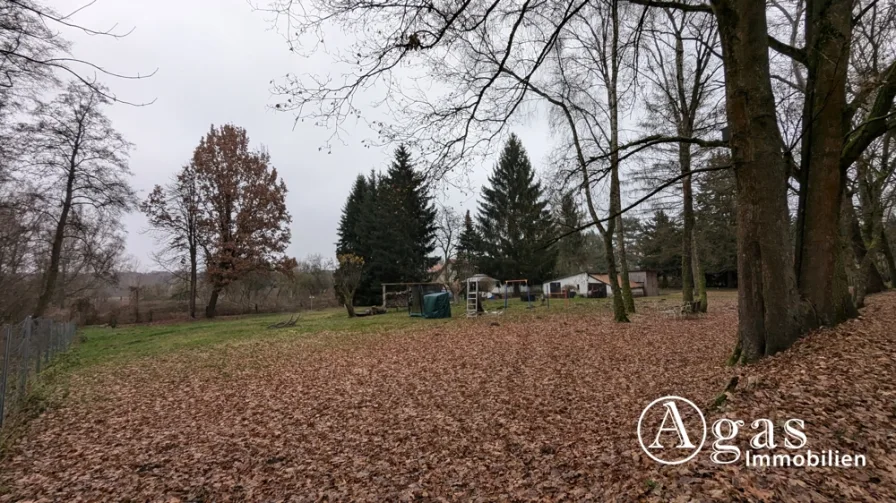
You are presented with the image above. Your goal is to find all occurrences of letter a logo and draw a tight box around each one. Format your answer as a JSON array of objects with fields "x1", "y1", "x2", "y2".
[
  {"x1": 638, "y1": 396, "x2": 707, "y2": 465},
  {"x1": 648, "y1": 400, "x2": 696, "y2": 449}
]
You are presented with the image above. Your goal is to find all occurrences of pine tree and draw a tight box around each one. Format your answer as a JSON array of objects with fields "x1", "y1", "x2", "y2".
[
  {"x1": 695, "y1": 166, "x2": 737, "y2": 286},
  {"x1": 554, "y1": 191, "x2": 587, "y2": 276},
  {"x1": 456, "y1": 209, "x2": 481, "y2": 280},
  {"x1": 637, "y1": 210, "x2": 683, "y2": 286},
  {"x1": 336, "y1": 175, "x2": 369, "y2": 256},
  {"x1": 378, "y1": 145, "x2": 438, "y2": 284},
  {"x1": 476, "y1": 134, "x2": 557, "y2": 290},
  {"x1": 335, "y1": 147, "x2": 437, "y2": 307}
]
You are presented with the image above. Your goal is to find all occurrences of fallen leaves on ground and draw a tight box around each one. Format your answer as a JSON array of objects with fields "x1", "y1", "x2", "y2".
[{"x1": 1, "y1": 294, "x2": 894, "y2": 502}]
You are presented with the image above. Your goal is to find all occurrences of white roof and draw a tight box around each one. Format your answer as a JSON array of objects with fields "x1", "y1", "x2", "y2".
[
  {"x1": 465, "y1": 274, "x2": 498, "y2": 282},
  {"x1": 545, "y1": 272, "x2": 592, "y2": 282}
]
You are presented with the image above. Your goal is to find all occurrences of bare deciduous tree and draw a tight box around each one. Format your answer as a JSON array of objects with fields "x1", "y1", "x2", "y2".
[
  {"x1": 335, "y1": 253, "x2": 364, "y2": 317},
  {"x1": 54, "y1": 207, "x2": 125, "y2": 309},
  {"x1": 0, "y1": 190, "x2": 43, "y2": 321},
  {"x1": 141, "y1": 164, "x2": 202, "y2": 318},
  {"x1": 434, "y1": 205, "x2": 462, "y2": 299},
  {"x1": 18, "y1": 81, "x2": 134, "y2": 317},
  {"x1": 640, "y1": 7, "x2": 724, "y2": 312},
  {"x1": 0, "y1": 0, "x2": 155, "y2": 107}
]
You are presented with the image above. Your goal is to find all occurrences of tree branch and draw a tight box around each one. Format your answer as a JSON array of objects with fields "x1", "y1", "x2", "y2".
[
  {"x1": 842, "y1": 59, "x2": 896, "y2": 170},
  {"x1": 624, "y1": 0, "x2": 712, "y2": 13},
  {"x1": 768, "y1": 35, "x2": 807, "y2": 65},
  {"x1": 585, "y1": 134, "x2": 727, "y2": 165},
  {"x1": 543, "y1": 164, "x2": 732, "y2": 247}
]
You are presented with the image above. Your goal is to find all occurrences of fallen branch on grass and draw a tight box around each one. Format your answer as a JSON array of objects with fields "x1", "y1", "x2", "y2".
[{"x1": 267, "y1": 314, "x2": 299, "y2": 329}]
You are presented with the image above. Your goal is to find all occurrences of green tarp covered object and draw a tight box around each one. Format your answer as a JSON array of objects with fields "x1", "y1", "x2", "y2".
[{"x1": 422, "y1": 292, "x2": 451, "y2": 319}]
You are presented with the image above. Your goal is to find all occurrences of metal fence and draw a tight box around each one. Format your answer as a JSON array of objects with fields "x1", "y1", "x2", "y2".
[{"x1": 0, "y1": 317, "x2": 77, "y2": 430}]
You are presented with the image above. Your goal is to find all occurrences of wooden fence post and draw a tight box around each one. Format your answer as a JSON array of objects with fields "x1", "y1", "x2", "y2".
[{"x1": 18, "y1": 317, "x2": 31, "y2": 402}]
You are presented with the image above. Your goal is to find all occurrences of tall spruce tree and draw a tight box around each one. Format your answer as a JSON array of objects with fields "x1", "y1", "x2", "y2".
[
  {"x1": 335, "y1": 171, "x2": 382, "y2": 305},
  {"x1": 378, "y1": 145, "x2": 438, "y2": 285},
  {"x1": 335, "y1": 148, "x2": 437, "y2": 306},
  {"x1": 356, "y1": 171, "x2": 385, "y2": 305},
  {"x1": 476, "y1": 134, "x2": 556, "y2": 290},
  {"x1": 695, "y1": 166, "x2": 737, "y2": 287},
  {"x1": 457, "y1": 211, "x2": 480, "y2": 258},
  {"x1": 554, "y1": 191, "x2": 588, "y2": 276},
  {"x1": 336, "y1": 175, "x2": 369, "y2": 256},
  {"x1": 456, "y1": 209, "x2": 482, "y2": 280},
  {"x1": 636, "y1": 210, "x2": 683, "y2": 287}
]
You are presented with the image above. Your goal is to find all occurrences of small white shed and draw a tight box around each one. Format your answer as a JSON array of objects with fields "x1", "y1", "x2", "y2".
[
  {"x1": 541, "y1": 272, "x2": 650, "y2": 298},
  {"x1": 542, "y1": 272, "x2": 609, "y2": 298},
  {"x1": 465, "y1": 274, "x2": 532, "y2": 296}
]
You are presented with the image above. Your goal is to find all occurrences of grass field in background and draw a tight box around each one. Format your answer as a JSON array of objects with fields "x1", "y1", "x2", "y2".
[{"x1": 71, "y1": 289, "x2": 737, "y2": 370}]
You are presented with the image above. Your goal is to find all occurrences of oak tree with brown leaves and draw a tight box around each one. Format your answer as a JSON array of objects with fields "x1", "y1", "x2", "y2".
[{"x1": 191, "y1": 124, "x2": 295, "y2": 318}]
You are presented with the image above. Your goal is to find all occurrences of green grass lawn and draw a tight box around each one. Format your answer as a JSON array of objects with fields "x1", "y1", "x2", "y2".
[
  {"x1": 71, "y1": 289, "x2": 738, "y2": 370},
  {"x1": 75, "y1": 307, "x2": 445, "y2": 368}
]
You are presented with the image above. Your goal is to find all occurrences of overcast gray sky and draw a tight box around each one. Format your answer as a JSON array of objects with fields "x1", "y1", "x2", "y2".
[{"x1": 49, "y1": 0, "x2": 555, "y2": 271}]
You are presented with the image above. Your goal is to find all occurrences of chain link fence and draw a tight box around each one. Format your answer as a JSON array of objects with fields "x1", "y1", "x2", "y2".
[{"x1": 0, "y1": 317, "x2": 77, "y2": 430}]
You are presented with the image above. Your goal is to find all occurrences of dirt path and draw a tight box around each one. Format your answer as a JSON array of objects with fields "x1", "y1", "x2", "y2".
[{"x1": 1, "y1": 295, "x2": 893, "y2": 502}]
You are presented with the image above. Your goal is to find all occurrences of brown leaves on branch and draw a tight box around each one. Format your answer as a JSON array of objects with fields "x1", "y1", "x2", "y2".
[{"x1": 191, "y1": 124, "x2": 295, "y2": 317}]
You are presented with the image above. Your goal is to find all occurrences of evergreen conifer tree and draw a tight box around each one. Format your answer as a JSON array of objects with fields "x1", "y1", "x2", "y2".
[
  {"x1": 554, "y1": 191, "x2": 587, "y2": 276},
  {"x1": 336, "y1": 175, "x2": 369, "y2": 256},
  {"x1": 334, "y1": 147, "x2": 437, "y2": 306},
  {"x1": 355, "y1": 171, "x2": 385, "y2": 305},
  {"x1": 378, "y1": 145, "x2": 438, "y2": 284},
  {"x1": 476, "y1": 134, "x2": 556, "y2": 291},
  {"x1": 636, "y1": 210, "x2": 683, "y2": 286},
  {"x1": 455, "y1": 209, "x2": 481, "y2": 281}
]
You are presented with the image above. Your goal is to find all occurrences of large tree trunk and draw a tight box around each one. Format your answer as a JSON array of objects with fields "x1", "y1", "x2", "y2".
[
  {"x1": 603, "y1": 160, "x2": 628, "y2": 322},
  {"x1": 578, "y1": 145, "x2": 626, "y2": 322},
  {"x1": 189, "y1": 245, "x2": 198, "y2": 319},
  {"x1": 854, "y1": 153, "x2": 890, "y2": 295},
  {"x1": 881, "y1": 228, "x2": 896, "y2": 285},
  {"x1": 692, "y1": 235, "x2": 708, "y2": 312},
  {"x1": 608, "y1": 0, "x2": 634, "y2": 315},
  {"x1": 794, "y1": 0, "x2": 856, "y2": 325},
  {"x1": 34, "y1": 164, "x2": 77, "y2": 317},
  {"x1": 344, "y1": 300, "x2": 356, "y2": 317},
  {"x1": 57, "y1": 256, "x2": 67, "y2": 309},
  {"x1": 681, "y1": 141, "x2": 696, "y2": 310},
  {"x1": 206, "y1": 287, "x2": 221, "y2": 318},
  {"x1": 714, "y1": 0, "x2": 807, "y2": 363},
  {"x1": 603, "y1": 230, "x2": 628, "y2": 322},
  {"x1": 615, "y1": 216, "x2": 635, "y2": 313},
  {"x1": 876, "y1": 133, "x2": 895, "y2": 285},
  {"x1": 674, "y1": 24, "x2": 697, "y2": 312},
  {"x1": 848, "y1": 206, "x2": 887, "y2": 295}
]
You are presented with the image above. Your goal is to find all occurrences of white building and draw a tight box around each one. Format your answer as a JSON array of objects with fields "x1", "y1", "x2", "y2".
[
  {"x1": 465, "y1": 274, "x2": 532, "y2": 297},
  {"x1": 542, "y1": 271, "x2": 657, "y2": 298}
]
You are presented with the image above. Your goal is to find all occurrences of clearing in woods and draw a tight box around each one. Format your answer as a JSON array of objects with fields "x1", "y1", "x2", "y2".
[{"x1": 1, "y1": 290, "x2": 894, "y2": 501}]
